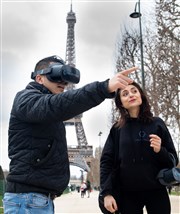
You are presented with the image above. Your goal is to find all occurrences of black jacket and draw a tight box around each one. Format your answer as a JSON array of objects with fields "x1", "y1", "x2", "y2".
[
  {"x1": 6, "y1": 80, "x2": 114, "y2": 196},
  {"x1": 100, "y1": 117, "x2": 178, "y2": 197}
]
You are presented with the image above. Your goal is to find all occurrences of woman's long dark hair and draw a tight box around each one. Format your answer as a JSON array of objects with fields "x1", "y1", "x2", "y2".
[{"x1": 115, "y1": 82, "x2": 153, "y2": 127}]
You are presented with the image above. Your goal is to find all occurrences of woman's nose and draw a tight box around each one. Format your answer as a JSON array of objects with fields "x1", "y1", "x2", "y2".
[{"x1": 129, "y1": 92, "x2": 134, "y2": 97}]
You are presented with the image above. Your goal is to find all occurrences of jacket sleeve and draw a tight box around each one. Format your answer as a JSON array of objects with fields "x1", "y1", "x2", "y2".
[
  {"x1": 100, "y1": 125, "x2": 119, "y2": 197},
  {"x1": 13, "y1": 80, "x2": 115, "y2": 122},
  {"x1": 155, "y1": 117, "x2": 179, "y2": 168}
]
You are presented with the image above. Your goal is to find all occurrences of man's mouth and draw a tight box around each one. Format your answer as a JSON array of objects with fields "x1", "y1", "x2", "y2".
[{"x1": 57, "y1": 85, "x2": 65, "y2": 89}]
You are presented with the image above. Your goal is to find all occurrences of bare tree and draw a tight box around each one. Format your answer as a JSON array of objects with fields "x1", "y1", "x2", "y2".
[
  {"x1": 115, "y1": 28, "x2": 141, "y2": 81},
  {"x1": 87, "y1": 147, "x2": 102, "y2": 188},
  {"x1": 154, "y1": 0, "x2": 180, "y2": 155}
]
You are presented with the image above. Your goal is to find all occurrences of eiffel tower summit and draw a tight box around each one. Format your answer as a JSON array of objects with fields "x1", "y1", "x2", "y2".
[{"x1": 64, "y1": 2, "x2": 93, "y2": 172}]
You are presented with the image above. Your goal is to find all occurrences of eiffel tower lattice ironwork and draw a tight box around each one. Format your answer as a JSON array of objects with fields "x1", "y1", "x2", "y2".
[{"x1": 64, "y1": 3, "x2": 93, "y2": 172}]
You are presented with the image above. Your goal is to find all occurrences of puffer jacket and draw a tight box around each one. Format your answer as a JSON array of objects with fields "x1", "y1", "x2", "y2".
[{"x1": 6, "y1": 80, "x2": 114, "y2": 197}]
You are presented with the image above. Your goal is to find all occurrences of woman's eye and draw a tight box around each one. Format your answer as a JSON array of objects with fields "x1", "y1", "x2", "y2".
[
  {"x1": 123, "y1": 92, "x2": 128, "y2": 97},
  {"x1": 132, "y1": 89, "x2": 137, "y2": 94}
]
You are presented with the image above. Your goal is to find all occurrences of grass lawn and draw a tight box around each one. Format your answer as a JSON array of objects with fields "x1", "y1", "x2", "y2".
[
  {"x1": 0, "y1": 195, "x2": 3, "y2": 214},
  {"x1": 171, "y1": 191, "x2": 180, "y2": 196}
]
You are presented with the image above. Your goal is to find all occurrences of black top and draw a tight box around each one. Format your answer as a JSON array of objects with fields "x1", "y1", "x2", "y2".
[{"x1": 100, "y1": 117, "x2": 178, "y2": 196}]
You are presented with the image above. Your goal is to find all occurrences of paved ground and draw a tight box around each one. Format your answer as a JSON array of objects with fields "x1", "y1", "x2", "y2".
[{"x1": 54, "y1": 190, "x2": 180, "y2": 214}]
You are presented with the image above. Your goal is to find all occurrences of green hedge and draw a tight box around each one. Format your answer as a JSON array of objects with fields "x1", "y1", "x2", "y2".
[{"x1": 0, "y1": 180, "x2": 5, "y2": 197}]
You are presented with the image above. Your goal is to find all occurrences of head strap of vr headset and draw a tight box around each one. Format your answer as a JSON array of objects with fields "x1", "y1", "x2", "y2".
[{"x1": 31, "y1": 55, "x2": 65, "y2": 80}]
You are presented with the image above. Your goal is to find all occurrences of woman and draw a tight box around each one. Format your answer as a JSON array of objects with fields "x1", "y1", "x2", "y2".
[{"x1": 100, "y1": 82, "x2": 178, "y2": 214}]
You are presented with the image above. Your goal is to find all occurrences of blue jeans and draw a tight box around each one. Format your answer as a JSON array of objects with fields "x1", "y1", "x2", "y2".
[{"x1": 3, "y1": 192, "x2": 54, "y2": 214}]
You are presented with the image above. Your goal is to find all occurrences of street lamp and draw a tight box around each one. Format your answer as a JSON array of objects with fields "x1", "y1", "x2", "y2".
[
  {"x1": 98, "y1": 131, "x2": 102, "y2": 137},
  {"x1": 130, "y1": 0, "x2": 145, "y2": 90}
]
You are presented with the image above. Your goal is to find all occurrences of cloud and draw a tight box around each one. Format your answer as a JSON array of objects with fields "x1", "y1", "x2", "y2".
[
  {"x1": 3, "y1": 3, "x2": 41, "y2": 50},
  {"x1": 77, "y1": 2, "x2": 133, "y2": 46}
]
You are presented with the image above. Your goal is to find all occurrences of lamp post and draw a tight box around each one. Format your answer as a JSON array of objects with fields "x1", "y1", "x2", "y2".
[
  {"x1": 98, "y1": 131, "x2": 102, "y2": 149},
  {"x1": 130, "y1": 0, "x2": 145, "y2": 90},
  {"x1": 98, "y1": 131, "x2": 102, "y2": 159}
]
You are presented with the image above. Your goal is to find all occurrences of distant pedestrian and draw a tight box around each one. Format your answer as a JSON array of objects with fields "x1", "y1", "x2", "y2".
[
  {"x1": 167, "y1": 185, "x2": 172, "y2": 194},
  {"x1": 80, "y1": 182, "x2": 87, "y2": 198},
  {"x1": 86, "y1": 180, "x2": 92, "y2": 198},
  {"x1": 76, "y1": 185, "x2": 80, "y2": 193}
]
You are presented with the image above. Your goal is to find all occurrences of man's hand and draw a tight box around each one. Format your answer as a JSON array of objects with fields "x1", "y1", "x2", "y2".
[
  {"x1": 104, "y1": 195, "x2": 118, "y2": 213},
  {"x1": 108, "y1": 67, "x2": 138, "y2": 93}
]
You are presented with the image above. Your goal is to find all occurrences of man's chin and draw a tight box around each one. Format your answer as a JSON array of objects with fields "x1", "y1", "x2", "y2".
[{"x1": 54, "y1": 89, "x2": 64, "y2": 94}]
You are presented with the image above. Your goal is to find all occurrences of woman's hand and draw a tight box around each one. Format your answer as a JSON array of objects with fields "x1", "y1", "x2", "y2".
[
  {"x1": 149, "y1": 134, "x2": 162, "y2": 153},
  {"x1": 104, "y1": 195, "x2": 118, "y2": 213}
]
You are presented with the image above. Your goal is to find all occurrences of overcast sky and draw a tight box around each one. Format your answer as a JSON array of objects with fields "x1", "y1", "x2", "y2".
[{"x1": 1, "y1": 0, "x2": 153, "y2": 174}]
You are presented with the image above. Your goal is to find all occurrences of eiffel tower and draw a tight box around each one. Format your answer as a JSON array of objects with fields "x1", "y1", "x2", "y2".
[{"x1": 64, "y1": 2, "x2": 93, "y2": 172}]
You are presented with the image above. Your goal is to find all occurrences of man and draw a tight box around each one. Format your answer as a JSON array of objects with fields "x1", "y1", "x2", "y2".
[{"x1": 3, "y1": 55, "x2": 136, "y2": 213}]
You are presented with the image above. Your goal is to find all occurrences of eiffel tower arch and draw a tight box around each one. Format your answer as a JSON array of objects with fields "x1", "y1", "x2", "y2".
[{"x1": 64, "y1": 2, "x2": 93, "y2": 172}]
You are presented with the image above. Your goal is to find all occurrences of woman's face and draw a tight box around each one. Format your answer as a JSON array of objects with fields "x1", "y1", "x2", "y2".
[{"x1": 120, "y1": 84, "x2": 142, "y2": 117}]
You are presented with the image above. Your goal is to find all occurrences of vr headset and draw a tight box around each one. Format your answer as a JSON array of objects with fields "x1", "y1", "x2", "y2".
[{"x1": 31, "y1": 55, "x2": 80, "y2": 84}]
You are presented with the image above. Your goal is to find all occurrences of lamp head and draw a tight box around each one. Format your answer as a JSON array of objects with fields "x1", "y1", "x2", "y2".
[
  {"x1": 130, "y1": 2, "x2": 142, "y2": 18},
  {"x1": 130, "y1": 12, "x2": 142, "y2": 18}
]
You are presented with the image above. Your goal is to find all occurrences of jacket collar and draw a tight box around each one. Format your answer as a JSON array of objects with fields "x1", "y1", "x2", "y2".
[{"x1": 26, "y1": 81, "x2": 52, "y2": 94}]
